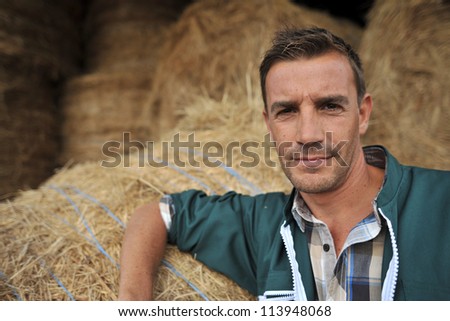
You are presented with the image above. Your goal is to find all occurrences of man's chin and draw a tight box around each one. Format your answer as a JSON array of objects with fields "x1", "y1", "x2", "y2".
[
  {"x1": 293, "y1": 181, "x2": 333, "y2": 194},
  {"x1": 286, "y1": 170, "x2": 344, "y2": 194}
]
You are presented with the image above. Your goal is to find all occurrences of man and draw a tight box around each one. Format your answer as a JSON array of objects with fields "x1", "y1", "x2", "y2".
[{"x1": 118, "y1": 27, "x2": 450, "y2": 300}]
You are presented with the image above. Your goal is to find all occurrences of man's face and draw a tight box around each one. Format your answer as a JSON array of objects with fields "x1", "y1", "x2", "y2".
[{"x1": 263, "y1": 52, "x2": 372, "y2": 194}]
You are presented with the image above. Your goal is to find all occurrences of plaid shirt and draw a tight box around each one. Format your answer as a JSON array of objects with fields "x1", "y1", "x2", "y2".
[{"x1": 292, "y1": 194, "x2": 385, "y2": 301}]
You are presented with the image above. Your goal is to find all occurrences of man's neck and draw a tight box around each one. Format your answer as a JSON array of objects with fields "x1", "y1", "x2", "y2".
[{"x1": 300, "y1": 149, "x2": 385, "y2": 254}]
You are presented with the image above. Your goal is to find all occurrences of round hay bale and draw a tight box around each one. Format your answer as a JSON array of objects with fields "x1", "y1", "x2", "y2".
[
  {"x1": 1, "y1": 91, "x2": 290, "y2": 300},
  {"x1": 60, "y1": 1, "x2": 190, "y2": 164},
  {"x1": 83, "y1": 0, "x2": 189, "y2": 73},
  {"x1": 60, "y1": 71, "x2": 154, "y2": 163},
  {"x1": 359, "y1": 0, "x2": 450, "y2": 169},
  {"x1": 145, "y1": 0, "x2": 362, "y2": 138},
  {"x1": 0, "y1": 146, "x2": 283, "y2": 300}
]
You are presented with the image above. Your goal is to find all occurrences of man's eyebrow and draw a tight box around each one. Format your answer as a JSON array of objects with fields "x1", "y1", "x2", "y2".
[
  {"x1": 269, "y1": 101, "x2": 297, "y2": 114},
  {"x1": 314, "y1": 95, "x2": 349, "y2": 106}
]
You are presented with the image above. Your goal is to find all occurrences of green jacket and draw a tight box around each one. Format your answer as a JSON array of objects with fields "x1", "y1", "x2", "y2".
[{"x1": 168, "y1": 146, "x2": 450, "y2": 300}]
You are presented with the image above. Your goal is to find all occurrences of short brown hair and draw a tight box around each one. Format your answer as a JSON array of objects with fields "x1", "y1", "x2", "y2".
[{"x1": 259, "y1": 27, "x2": 366, "y2": 109}]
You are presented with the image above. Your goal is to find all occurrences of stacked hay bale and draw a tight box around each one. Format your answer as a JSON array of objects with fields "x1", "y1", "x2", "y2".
[
  {"x1": 360, "y1": 0, "x2": 450, "y2": 170},
  {"x1": 60, "y1": 73, "x2": 155, "y2": 162},
  {"x1": 0, "y1": 0, "x2": 83, "y2": 197},
  {"x1": 0, "y1": 165, "x2": 256, "y2": 300},
  {"x1": 84, "y1": 0, "x2": 189, "y2": 73},
  {"x1": 145, "y1": 0, "x2": 363, "y2": 138},
  {"x1": 60, "y1": 0, "x2": 188, "y2": 163}
]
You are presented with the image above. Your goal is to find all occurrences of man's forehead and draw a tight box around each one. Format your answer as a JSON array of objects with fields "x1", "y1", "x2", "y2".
[
  {"x1": 267, "y1": 52, "x2": 353, "y2": 77},
  {"x1": 265, "y1": 53, "x2": 357, "y2": 100}
]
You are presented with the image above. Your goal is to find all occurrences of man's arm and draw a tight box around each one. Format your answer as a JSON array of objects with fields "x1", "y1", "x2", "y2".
[{"x1": 118, "y1": 201, "x2": 167, "y2": 300}]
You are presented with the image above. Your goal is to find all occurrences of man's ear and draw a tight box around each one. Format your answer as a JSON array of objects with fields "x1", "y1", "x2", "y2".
[{"x1": 359, "y1": 94, "x2": 373, "y2": 135}]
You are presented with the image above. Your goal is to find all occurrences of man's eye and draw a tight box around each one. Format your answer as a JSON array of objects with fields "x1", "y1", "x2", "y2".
[
  {"x1": 277, "y1": 108, "x2": 295, "y2": 115},
  {"x1": 322, "y1": 103, "x2": 340, "y2": 111}
]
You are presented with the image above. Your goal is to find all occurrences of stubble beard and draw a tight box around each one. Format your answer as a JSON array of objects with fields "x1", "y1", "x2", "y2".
[{"x1": 281, "y1": 157, "x2": 350, "y2": 194}]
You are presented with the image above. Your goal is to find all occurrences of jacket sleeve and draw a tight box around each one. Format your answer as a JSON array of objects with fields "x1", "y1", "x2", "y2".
[{"x1": 167, "y1": 189, "x2": 259, "y2": 294}]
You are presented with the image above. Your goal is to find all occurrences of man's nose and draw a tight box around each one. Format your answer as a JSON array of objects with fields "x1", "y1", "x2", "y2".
[{"x1": 295, "y1": 109, "x2": 324, "y2": 145}]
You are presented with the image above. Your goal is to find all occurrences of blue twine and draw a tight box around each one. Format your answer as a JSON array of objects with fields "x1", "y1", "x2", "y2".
[
  {"x1": 178, "y1": 148, "x2": 232, "y2": 192},
  {"x1": 153, "y1": 157, "x2": 216, "y2": 194},
  {"x1": 48, "y1": 185, "x2": 119, "y2": 269},
  {"x1": 220, "y1": 165, "x2": 264, "y2": 195},
  {"x1": 49, "y1": 212, "x2": 96, "y2": 244},
  {"x1": 0, "y1": 270, "x2": 22, "y2": 301},
  {"x1": 47, "y1": 185, "x2": 211, "y2": 300},
  {"x1": 70, "y1": 188, "x2": 214, "y2": 300},
  {"x1": 40, "y1": 260, "x2": 75, "y2": 301},
  {"x1": 181, "y1": 148, "x2": 264, "y2": 195},
  {"x1": 65, "y1": 186, "x2": 126, "y2": 228},
  {"x1": 161, "y1": 259, "x2": 209, "y2": 301}
]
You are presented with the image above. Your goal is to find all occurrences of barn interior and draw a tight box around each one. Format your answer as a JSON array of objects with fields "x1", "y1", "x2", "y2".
[{"x1": 0, "y1": 0, "x2": 448, "y2": 301}]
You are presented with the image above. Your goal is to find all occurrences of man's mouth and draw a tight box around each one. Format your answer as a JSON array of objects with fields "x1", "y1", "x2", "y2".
[
  {"x1": 285, "y1": 155, "x2": 332, "y2": 168},
  {"x1": 299, "y1": 157, "x2": 326, "y2": 168}
]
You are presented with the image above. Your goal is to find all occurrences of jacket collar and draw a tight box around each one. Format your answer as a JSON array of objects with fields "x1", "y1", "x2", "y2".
[
  {"x1": 369, "y1": 145, "x2": 404, "y2": 211},
  {"x1": 283, "y1": 188, "x2": 297, "y2": 224}
]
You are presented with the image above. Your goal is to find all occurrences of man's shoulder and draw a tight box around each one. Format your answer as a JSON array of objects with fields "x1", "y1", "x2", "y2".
[
  {"x1": 377, "y1": 146, "x2": 449, "y2": 210},
  {"x1": 402, "y1": 164, "x2": 450, "y2": 185},
  {"x1": 377, "y1": 145, "x2": 450, "y2": 187},
  {"x1": 393, "y1": 164, "x2": 450, "y2": 216},
  {"x1": 168, "y1": 189, "x2": 291, "y2": 211},
  {"x1": 248, "y1": 191, "x2": 292, "y2": 202},
  {"x1": 170, "y1": 188, "x2": 289, "y2": 198}
]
